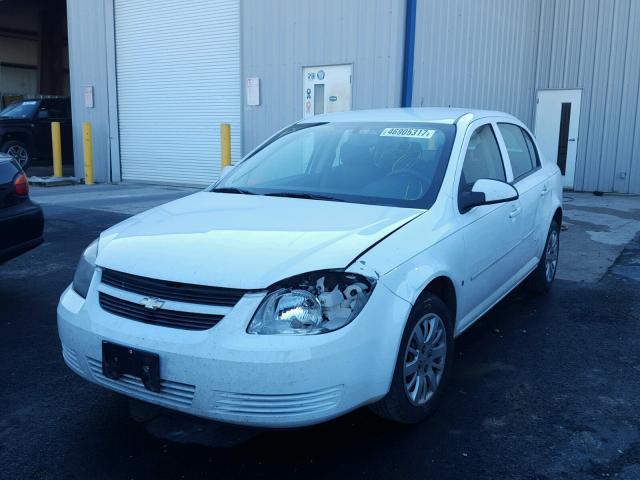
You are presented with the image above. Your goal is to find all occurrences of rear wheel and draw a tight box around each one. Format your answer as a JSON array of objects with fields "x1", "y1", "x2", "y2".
[
  {"x1": 527, "y1": 220, "x2": 560, "y2": 293},
  {"x1": 1, "y1": 140, "x2": 30, "y2": 169},
  {"x1": 369, "y1": 294, "x2": 454, "y2": 423}
]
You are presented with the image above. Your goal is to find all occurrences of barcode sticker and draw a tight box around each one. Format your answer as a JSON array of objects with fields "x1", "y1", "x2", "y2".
[{"x1": 380, "y1": 128, "x2": 435, "y2": 139}]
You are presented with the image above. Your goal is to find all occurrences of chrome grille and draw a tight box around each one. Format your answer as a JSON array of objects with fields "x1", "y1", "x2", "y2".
[{"x1": 99, "y1": 292, "x2": 223, "y2": 330}]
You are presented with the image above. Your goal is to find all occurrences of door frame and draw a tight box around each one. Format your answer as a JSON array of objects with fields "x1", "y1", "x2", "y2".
[{"x1": 534, "y1": 88, "x2": 582, "y2": 189}]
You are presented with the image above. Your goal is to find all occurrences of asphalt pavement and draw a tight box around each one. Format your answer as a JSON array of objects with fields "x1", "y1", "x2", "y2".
[{"x1": 1, "y1": 186, "x2": 639, "y2": 479}]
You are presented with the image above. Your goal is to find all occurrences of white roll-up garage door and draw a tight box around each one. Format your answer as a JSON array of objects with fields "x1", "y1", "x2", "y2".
[{"x1": 114, "y1": 0, "x2": 240, "y2": 184}]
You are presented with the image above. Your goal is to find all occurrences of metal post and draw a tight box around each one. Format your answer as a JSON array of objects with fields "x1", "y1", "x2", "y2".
[
  {"x1": 82, "y1": 122, "x2": 94, "y2": 185},
  {"x1": 220, "y1": 123, "x2": 231, "y2": 169},
  {"x1": 51, "y1": 121, "x2": 63, "y2": 177}
]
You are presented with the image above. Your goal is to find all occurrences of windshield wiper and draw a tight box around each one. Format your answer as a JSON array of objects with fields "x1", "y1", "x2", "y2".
[
  {"x1": 264, "y1": 191, "x2": 345, "y2": 202},
  {"x1": 211, "y1": 187, "x2": 257, "y2": 195}
]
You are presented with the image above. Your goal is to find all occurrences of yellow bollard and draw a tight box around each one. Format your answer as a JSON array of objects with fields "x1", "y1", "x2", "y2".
[
  {"x1": 220, "y1": 123, "x2": 231, "y2": 169},
  {"x1": 82, "y1": 122, "x2": 94, "y2": 185},
  {"x1": 51, "y1": 121, "x2": 63, "y2": 177}
]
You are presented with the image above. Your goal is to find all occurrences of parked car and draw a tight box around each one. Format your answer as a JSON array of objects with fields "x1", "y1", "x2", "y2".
[
  {"x1": 0, "y1": 97, "x2": 72, "y2": 169},
  {"x1": 57, "y1": 108, "x2": 562, "y2": 427},
  {"x1": 0, "y1": 153, "x2": 44, "y2": 263}
]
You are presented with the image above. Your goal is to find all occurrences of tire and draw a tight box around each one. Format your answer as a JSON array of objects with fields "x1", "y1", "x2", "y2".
[
  {"x1": 369, "y1": 294, "x2": 454, "y2": 424},
  {"x1": 1, "y1": 140, "x2": 31, "y2": 169},
  {"x1": 526, "y1": 220, "x2": 560, "y2": 294}
]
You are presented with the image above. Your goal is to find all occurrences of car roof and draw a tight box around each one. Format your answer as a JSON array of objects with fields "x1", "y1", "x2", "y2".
[{"x1": 298, "y1": 107, "x2": 516, "y2": 125}]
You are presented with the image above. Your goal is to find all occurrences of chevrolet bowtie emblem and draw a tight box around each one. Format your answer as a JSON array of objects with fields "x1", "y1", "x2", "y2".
[{"x1": 140, "y1": 297, "x2": 165, "y2": 310}]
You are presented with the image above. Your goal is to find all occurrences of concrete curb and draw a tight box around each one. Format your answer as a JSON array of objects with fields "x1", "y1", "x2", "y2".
[{"x1": 28, "y1": 176, "x2": 82, "y2": 187}]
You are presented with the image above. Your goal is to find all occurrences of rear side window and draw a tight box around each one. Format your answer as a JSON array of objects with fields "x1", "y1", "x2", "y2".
[
  {"x1": 39, "y1": 100, "x2": 67, "y2": 119},
  {"x1": 0, "y1": 159, "x2": 19, "y2": 183},
  {"x1": 498, "y1": 123, "x2": 539, "y2": 180},
  {"x1": 460, "y1": 124, "x2": 506, "y2": 188}
]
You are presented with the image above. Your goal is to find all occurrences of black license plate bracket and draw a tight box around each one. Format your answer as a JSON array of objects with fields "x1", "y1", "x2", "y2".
[{"x1": 102, "y1": 341, "x2": 161, "y2": 393}]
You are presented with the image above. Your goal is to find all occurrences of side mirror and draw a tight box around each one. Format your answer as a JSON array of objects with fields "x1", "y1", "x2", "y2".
[
  {"x1": 220, "y1": 164, "x2": 235, "y2": 179},
  {"x1": 459, "y1": 178, "x2": 519, "y2": 213}
]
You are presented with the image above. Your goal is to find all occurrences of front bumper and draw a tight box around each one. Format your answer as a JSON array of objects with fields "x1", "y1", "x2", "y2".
[{"x1": 57, "y1": 272, "x2": 412, "y2": 427}]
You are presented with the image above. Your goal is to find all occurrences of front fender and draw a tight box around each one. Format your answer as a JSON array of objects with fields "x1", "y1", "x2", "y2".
[{"x1": 376, "y1": 226, "x2": 465, "y2": 322}]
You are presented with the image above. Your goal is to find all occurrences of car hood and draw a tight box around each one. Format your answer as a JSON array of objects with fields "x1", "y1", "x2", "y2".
[{"x1": 97, "y1": 192, "x2": 423, "y2": 289}]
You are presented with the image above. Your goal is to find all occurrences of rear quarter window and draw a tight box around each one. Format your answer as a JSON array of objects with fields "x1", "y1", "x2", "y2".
[{"x1": 0, "y1": 159, "x2": 19, "y2": 183}]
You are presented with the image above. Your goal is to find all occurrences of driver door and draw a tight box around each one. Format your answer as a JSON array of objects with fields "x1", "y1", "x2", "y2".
[{"x1": 456, "y1": 121, "x2": 523, "y2": 331}]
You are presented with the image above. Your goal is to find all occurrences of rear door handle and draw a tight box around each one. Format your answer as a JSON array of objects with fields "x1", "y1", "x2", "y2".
[
  {"x1": 509, "y1": 206, "x2": 522, "y2": 218},
  {"x1": 540, "y1": 186, "x2": 549, "y2": 197}
]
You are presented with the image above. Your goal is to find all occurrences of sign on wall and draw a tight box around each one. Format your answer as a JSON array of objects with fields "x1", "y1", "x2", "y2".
[
  {"x1": 83, "y1": 85, "x2": 94, "y2": 108},
  {"x1": 246, "y1": 77, "x2": 260, "y2": 106},
  {"x1": 302, "y1": 64, "x2": 352, "y2": 118}
]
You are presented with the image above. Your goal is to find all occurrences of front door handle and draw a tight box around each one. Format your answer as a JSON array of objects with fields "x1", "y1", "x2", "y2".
[{"x1": 509, "y1": 206, "x2": 522, "y2": 218}]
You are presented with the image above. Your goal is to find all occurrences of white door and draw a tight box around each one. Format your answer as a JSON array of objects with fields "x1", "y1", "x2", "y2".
[
  {"x1": 114, "y1": 0, "x2": 241, "y2": 185},
  {"x1": 302, "y1": 64, "x2": 352, "y2": 119},
  {"x1": 456, "y1": 121, "x2": 523, "y2": 331},
  {"x1": 534, "y1": 89, "x2": 581, "y2": 189},
  {"x1": 496, "y1": 122, "x2": 551, "y2": 267}
]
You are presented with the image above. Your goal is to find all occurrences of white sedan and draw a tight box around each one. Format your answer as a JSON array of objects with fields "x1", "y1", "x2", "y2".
[{"x1": 58, "y1": 108, "x2": 562, "y2": 427}]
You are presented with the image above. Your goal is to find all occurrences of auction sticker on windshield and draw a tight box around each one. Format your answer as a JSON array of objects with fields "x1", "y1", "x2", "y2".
[{"x1": 380, "y1": 128, "x2": 435, "y2": 139}]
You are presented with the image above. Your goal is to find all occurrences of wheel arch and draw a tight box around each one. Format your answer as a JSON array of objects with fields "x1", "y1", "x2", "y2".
[
  {"x1": 553, "y1": 206, "x2": 563, "y2": 227},
  {"x1": 414, "y1": 275, "x2": 457, "y2": 325},
  {"x1": 1, "y1": 131, "x2": 32, "y2": 150}
]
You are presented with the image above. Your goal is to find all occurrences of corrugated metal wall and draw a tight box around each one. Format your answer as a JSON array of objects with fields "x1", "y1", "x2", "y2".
[
  {"x1": 412, "y1": 0, "x2": 541, "y2": 126},
  {"x1": 536, "y1": 0, "x2": 640, "y2": 193},
  {"x1": 413, "y1": 0, "x2": 640, "y2": 193},
  {"x1": 66, "y1": 0, "x2": 639, "y2": 191},
  {"x1": 66, "y1": 0, "x2": 111, "y2": 183},
  {"x1": 241, "y1": 0, "x2": 406, "y2": 153}
]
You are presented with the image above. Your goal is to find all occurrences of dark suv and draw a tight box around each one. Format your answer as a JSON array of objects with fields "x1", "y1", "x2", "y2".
[{"x1": 0, "y1": 97, "x2": 73, "y2": 169}]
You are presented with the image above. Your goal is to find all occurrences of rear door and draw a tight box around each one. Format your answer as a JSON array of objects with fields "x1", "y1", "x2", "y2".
[{"x1": 496, "y1": 122, "x2": 550, "y2": 266}]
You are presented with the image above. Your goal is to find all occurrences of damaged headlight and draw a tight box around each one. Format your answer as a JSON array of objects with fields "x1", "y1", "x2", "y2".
[
  {"x1": 72, "y1": 239, "x2": 98, "y2": 298},
  {"x1": 247, "y1": 270, "x2": 376, "y2": 335}
]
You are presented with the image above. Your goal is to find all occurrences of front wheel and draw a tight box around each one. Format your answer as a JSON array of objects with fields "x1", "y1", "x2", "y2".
[
  {"x1": 526, "y1": 220, "x2": 560, "y2": 293},
  {"x1": 1, "y1": 140, "x2": 31, "y2": 169},
  {"x1": 369, "y1": 294, "x2": 454, "y2": 423}
]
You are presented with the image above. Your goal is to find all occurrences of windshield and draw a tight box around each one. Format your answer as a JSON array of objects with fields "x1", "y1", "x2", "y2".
[
  {"x1": 215, "y1": 122, "x2": 456, "y2": 208},
  {"x1": 0, "y1": 100, "x2": 38, "y2": 119}
]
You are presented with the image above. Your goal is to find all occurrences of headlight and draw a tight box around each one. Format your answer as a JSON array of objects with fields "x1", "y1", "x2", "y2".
[
  {"x1": 72, "y1": 239, "x2": 98, "y2": 298},
  {"x1": 247, "y1": 270, "x2": 375, "y2": 335}
]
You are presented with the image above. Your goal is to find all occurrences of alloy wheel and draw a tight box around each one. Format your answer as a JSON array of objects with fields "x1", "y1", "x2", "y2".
[
  {"x1": 6, "y1": 144, "x2": 29, "y2": 168},
  {"x1": 545, "y1": 229, "x2": 559, "y2": 282},
  {"x1": 403, "y1": 313, "x2": 447, "y2": 405}
]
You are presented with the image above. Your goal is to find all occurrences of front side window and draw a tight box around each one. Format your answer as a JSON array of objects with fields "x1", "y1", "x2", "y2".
[
  {"x1": 498, "y1": 123, "x2": 538, "y2": 180},
  {"x1": 0, "y1": 100, "x2": 38, "y2": 119},
  {"x1": 215, "y1": 122, "x2": 457, "y2": 208},
  {"x1": 460, "y1": 123, "x2": 506, "y2": 189}
]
